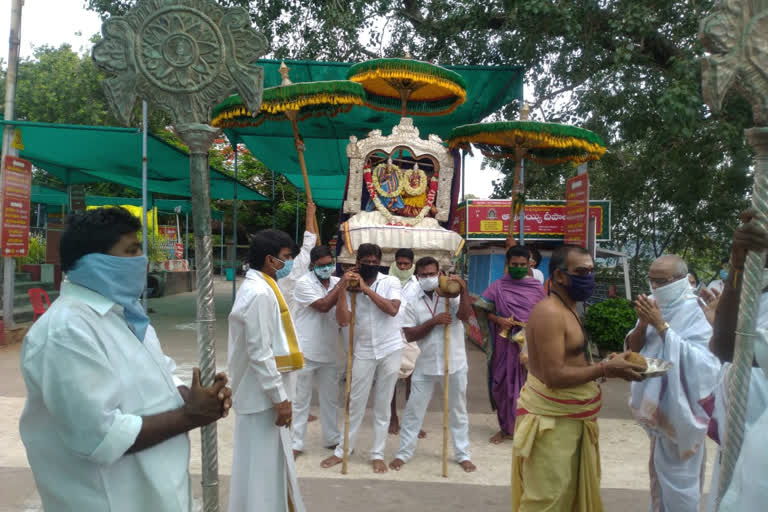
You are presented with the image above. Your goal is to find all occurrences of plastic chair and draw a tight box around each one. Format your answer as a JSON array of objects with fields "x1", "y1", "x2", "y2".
[{"x1": 28, "y1": 288, "x2": 51, "y2": 322}]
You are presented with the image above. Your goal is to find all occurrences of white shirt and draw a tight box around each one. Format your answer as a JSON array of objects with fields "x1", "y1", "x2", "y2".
[
  {"x1": 278, "y1": 231, "x2": 317, "y2": 316},
  {"x1": 344, "y1": 273, "x2": 402, "y2": 360},
  {"x1": 532, "y1": 268, "x2": 544, "y2": 284},
  {"x1": 403, "y1": 289, "x2": 467, "y2": 377},
  {"x1": 293, "y1": 272, "x2": 340, "y2": 363},
  {"x1": 19, "y1": 281, "x2": 191, "y2": 512},
  {"x1": 228, "y1": 269, "x2": 289, "y2": 414},
  {"x1": 396, "y1": 275, "x2": 420, "y2": 328}
]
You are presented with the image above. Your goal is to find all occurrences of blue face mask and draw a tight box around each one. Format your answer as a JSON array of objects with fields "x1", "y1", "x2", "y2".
[
  {"x1": 314, "y1": 264, "x2": 334, "y2": 280},
  {"x1": 273, "y1": 256, "x2": 294, "y2": 280},
  {"x1": 720, "y1": 269, "x2": 729, "y2": 280},
  {"x1": 66, "y1": 253, "x2": 150, "y2": 342}
]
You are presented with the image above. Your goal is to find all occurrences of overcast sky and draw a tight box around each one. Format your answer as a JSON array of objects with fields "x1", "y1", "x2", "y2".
[{"x1": 0, "y1": 0, "x2": 503, "y2": 198}]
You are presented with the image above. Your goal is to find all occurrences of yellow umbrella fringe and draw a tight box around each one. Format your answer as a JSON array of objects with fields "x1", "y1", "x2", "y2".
[
  {"x1": 211, "y1": 94, "x2": 365, "y2": 127},
  {"x1": 448, "y1": 130, "x2": 606, "y2": 156},
  {"x1": 349, "y1": 69, "x2": 467, "y2": 101}
]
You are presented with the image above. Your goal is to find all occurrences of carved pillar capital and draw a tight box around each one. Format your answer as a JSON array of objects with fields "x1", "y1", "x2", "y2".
[{"x1": 176, "y1": 123, "x2": 219, "y2": 155}]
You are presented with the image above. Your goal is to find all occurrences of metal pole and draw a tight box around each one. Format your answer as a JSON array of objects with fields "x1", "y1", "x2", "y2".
[
  {"x1": 177, "y1": 123, "x2": 220, "y2": 512},
  {"x1": 271, "y1": 167, "x2": 276, "y2": 229},
  {"x1": 185, "y1": 212, "x2": 189, "y2": 261},
  {"x1": 141, "y1": 101, "x2": 148, "y2": 311},
  {"x1": 232, "y1": 144, "x2": 238, "y2": 304},
  {"x1": 622, "y1": 256, "x2": 632, "y2": 301},
  {"x1": 1, "y1": 0, "x2": 23, "y2": 329},
  {"x1": 519, "y1": 158, "x2": 525, "y2": 246},
  {"x1": 220, "y1": 220, "x2": 224, "y2": 277},
  {"x1": 462, "y1": 151, "x2": 469, "y2": 279}
]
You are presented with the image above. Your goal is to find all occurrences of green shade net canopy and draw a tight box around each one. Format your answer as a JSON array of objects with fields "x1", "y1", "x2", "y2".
[
  {"x1": 222, "y1": 59, "x2": 525, "y2": 209},
  {"x1": 1, "y1": 120, "x2": 268, "y2": 201}
]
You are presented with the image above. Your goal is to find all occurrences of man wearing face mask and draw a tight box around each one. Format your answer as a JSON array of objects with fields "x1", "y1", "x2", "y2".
[
  {"x1": 19, "y1": 208, "x2": 232, "y2": 512},
  {"x1": 388, "y1": 247, "x2": 423, "y2": 436},
  {"x1": 389, "y1": 257, "x2": 476, "y2": 473},
  {"x1": 514, "y1": 245, "x2": 644, "y2": 512},
  {"x1": 625, "y1": 254, "x2": 720, "y2": 512},
  {"x1": 321, "y1": 243, "x2": 403, "y2": 473},
  {"x1": 291, "y1": 245, "x2": 343, "y2": 458},
  {"x1": 473, "y1": 246, "x2": 546, "y2": 444},
  {"x1": 227, "y1": 229, "x2": 305, "y2": 512}
]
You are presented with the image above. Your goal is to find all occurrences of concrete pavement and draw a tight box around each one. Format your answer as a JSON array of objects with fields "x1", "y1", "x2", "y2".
[{"x1": 0, "y1": 277, "x2": 716, "y2": 511}]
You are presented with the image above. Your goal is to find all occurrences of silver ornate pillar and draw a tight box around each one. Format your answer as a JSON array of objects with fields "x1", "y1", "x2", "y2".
[
  {"x1": 700, "y1": 1, "x2": 768, "y2": 507},
  {"x1": 92, "y1": 2, "x2": 268, "y2": 510}
]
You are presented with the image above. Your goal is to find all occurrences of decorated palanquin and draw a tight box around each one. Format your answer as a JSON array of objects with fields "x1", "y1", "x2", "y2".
[{"x1": 338, "y1": 118, "x2": 465, "y2": 266}]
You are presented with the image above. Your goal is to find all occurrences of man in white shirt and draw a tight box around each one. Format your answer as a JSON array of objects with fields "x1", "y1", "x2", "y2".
[
  {"x1": 389, "y1": 256, "x2": 477, "y2": 473},
  {"x1": 529, "y1": 246, "x2": 545, "y2": 284},
  {"x1": 291, "y1": 245, "x2": 344, "y2": 458},
  {"x1": 228, "y1": 228, "x2": 306, "y2": 512},
  {"x1": 388, "y1": 247, "x2": 422, "y2": 436},
  {"x1": 19, "y1": 207, "x2": 231, "y2": 512},
  {"x1": 321, "y1": 243, "x2": 403, "y2": 473},
  {"x1": 278, "y1": 202, "x2": 317, "y2": 402}
]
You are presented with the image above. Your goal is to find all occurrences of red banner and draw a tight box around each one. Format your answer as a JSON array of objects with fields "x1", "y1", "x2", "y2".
[
  {"x1": 1, "y1": 156, "x2": 32, "y2": 257},
  {"x1": 159, "y1": 226, "x2": 178, "y2": 240},
  {"x1": 174, "y1": 243, "x2": 184, "y2": 260},
  {"x1": 452, "y1": 199, "x2": 607, "y2": 240},
  {"x1": 564, "y1": 174, "x2": 589, "y2": 247}
]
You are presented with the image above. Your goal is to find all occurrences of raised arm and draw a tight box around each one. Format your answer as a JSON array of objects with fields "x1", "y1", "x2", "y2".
[
  {"x1": 710, "y1": 209, "x2": 768, "y2": 362},
  {"x1": 359, "y1": 277, "x2": 401, "y2": 317},
  {"x1": 335, "y1": 271, "x2": 355, "y2": 327},
  {"x1": 309, "y1": 282, "x2": 344, "y2": 313},
  {"x1": 449, "y1": 275, "x2": 473, "y2": 322}
]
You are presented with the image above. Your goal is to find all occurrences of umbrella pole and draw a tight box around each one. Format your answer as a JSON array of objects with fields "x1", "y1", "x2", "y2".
[
  {"x1": 342, "y1": 292, "x2": 357, "y2": 475},
  {"x1": 177, "y1": 123, "x2": 221, "y2": 512},
  {"x1": 287, "y1": 112, "x2": 321, "y2": 243},
  {"x1": 442, "y1": 296, "x2": 451, "y2": 478},
  {"x1": 506, "y1": 146, "x2": 528, "y2": 249}
]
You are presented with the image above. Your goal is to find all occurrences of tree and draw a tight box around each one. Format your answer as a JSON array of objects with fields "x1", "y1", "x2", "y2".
[{"x1": 86, "y1": 1, "x2": 752, "y2": 275}]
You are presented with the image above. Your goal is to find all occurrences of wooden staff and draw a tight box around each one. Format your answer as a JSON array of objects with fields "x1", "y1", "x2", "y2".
[
  {"x1": 442, "y1": 296, "x2": 451, "y2": 478},
  {"x1": 342, "y1": 291, "x2": 357, "y2": 474}
]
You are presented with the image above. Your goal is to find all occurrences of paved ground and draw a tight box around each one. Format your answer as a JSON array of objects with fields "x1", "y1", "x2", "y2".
[{"x1": 0, "y1": 277, "x2": 716, "y2": 511}]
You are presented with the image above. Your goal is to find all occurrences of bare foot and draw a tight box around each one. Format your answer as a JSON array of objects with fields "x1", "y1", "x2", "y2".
[
  {"x1": 321, "y1": 455, "x2": 343, "y2": 468},
  {"x1": 293, "y1": 449, "x2": 302, "y2": 460},
  {"x1": 389, "y1": 458, "x2": 406, "y2": 471},
  {"x1": 459, "y1": 460, "x2": 477, "y2": 473},
  {"x1": 389, "y1": 416, "x2": 400, "y2": 435},
  {"x1": 308, "y1": 414, "x2": 318, "y2": 422},
  {"x1": 418, "y1": 430, "x2": 427, "y2": 439},
  {"x1": 489, "y1": 430, "x2": 512, "y2": 444},
  {"x1": 372, "y1": 459, "x2": 388, "y2": 473}
]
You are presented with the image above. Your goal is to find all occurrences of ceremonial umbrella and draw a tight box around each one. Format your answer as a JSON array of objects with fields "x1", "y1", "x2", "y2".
[
  {"x1": 211, "y1": 62, "x2": 366, "y2": 237},
  {"x1": 347, "y1": 57, "x2": 467, "y2": 117},
  {"x1": 447, "y1": 106, "x2": 606, "y2": 246}
]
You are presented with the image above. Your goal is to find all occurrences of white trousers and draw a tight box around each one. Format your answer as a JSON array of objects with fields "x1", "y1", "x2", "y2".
[
  {"x1": 228, "y1": 410, "x2": 305, "y2": 512},
  {"x1": 395, "y1": 369, "x2": 471, "y2": 463},
  {"x1": 292, "y1": 358, "x2": 341, "y2": 451},
  {"x1": 334, "y1": 349, "x2": 402, "y2": 461},
  {"x1": 649, "y1": 433, "x2": 706, "y2": 512}
]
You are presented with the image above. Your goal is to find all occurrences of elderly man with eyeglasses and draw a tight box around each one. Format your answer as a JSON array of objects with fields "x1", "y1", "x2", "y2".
[{"x1": 625, "y1": 254, "x2": 721, "y2": 512}]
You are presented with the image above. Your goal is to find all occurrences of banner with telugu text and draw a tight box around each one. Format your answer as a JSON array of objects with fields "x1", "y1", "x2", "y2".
[{"x1": 1, "y1": 156, "x2": 32, "y2": 257}]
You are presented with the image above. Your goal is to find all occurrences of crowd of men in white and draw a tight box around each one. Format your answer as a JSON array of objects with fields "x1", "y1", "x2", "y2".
[{"x1": 14, "y1": 204, "x2": 768, "y2": 512}]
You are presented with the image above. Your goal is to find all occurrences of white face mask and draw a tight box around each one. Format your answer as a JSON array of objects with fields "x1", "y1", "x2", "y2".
[
  {"x1": 652, "y1": 276, "x2": 692, "y2": 308},
  {"x1": 418, "y1": 275, "x2": 439, "y2": 292}
]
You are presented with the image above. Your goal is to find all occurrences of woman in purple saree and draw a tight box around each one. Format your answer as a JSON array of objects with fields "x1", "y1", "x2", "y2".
[{"x1": 473, "y1": 246, "x2": 546, "y2": 444}]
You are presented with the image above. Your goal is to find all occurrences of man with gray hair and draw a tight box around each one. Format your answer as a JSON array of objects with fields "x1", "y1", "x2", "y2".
[{"x1": 625, "y1": 254, "x2": 721, "y2": 511}]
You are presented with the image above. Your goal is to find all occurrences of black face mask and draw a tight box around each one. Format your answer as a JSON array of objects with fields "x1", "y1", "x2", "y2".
[{"x1": 358, "y1": 263, "x2": 379, "y2": 280}]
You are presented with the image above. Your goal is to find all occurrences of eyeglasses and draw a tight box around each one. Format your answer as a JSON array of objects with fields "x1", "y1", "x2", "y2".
[{"x1": 559, "y1": 266, "x2": 594, "y2": 276}]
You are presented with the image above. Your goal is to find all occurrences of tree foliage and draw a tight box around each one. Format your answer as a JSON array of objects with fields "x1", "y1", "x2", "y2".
[{"x1": 85, "y1": 0, "x2": 754, "y2": 278}]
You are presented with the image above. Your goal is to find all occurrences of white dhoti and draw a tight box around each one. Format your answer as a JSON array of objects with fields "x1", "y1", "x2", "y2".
[
  {"x1": 649, "y1": 433, "x2": 706, "y2": 512},
  {"x1": 292, "y1": 358, "x2": 341, "y2": 452},
  {"x1": 395, "y1": 369, "x2": 471, "y2": 463},
  {"x1": 333, "y1": 349, "x2": 401, "y2": 461},
  {"x1": 228, "y1": 410, "x2": 305, "y2": 512}
]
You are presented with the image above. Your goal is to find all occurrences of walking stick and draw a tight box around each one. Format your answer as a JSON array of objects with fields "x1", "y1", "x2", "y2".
[
  {"x1": 342, "y1": 291, "x2": 357, "y2": 475},
  {"x1": 442, "y1": 296, "x2": 451, "y2": 478}
]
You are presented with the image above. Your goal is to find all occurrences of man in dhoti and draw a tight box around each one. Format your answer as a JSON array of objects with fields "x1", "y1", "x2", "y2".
[
  {"x1": 291, "y1": 245, "x2": 343, "y2": 458},
  {"x1": 389, "y1": 256, "x2": 476, "y2": 472},
  {"x1": 227, "y1": 229, "x2": 305, "y2": 512},
  {"x1": 515, "y1": 245, "x2": 644, "y2": 511},
  {"x1": 699, "y1": 209, "x2": 768, "y2": 511},
  {"x1": 321, "y1": 243, "x2": 403, "y2": 473},
  {"x1": 626, "y1": 254, "x2": 720, "y2": 512},
  {"x1": 473, "y1": 246, "x2": 546, "y2": 444}
]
